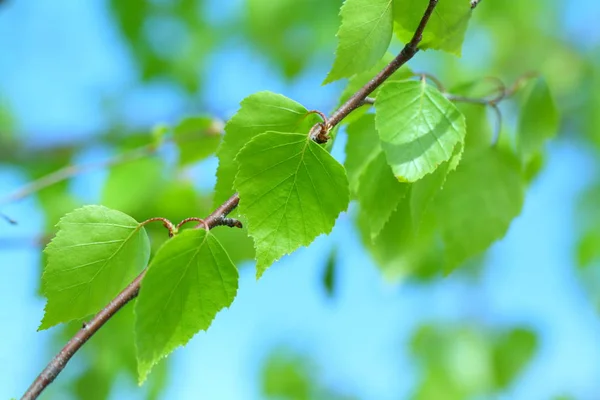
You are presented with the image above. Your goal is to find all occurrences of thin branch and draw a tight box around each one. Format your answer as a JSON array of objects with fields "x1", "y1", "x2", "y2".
[
  {"x1": 21, "y1": 2, "x2": 441, "y2": 398},
  {"x1": 21, "y1": 197, "x2": 241, "y2": 400},
  {"x1": 0, "y1": 145, "x2": 156, "y2": 207},
  {"x1": 327, "y1": 0, "x2": 439, "y2": 128}
]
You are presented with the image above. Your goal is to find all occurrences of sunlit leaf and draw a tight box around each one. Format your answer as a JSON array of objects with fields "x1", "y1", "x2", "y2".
[
  {"x1": 135, "y1": 229, "x2": 238, "y2": 383},
  {"x1": 375, "y1": 80, "x2": 466, "y2": 182},
  {"x1": 215, "y1": 91, "x2": 318, "y2": 205},
  {"x1": 235, "y1": 132, "x2": 349, "y2": 277},
  {"x1": 40, "y1": 205, "x2": 150, "y2": 329}
]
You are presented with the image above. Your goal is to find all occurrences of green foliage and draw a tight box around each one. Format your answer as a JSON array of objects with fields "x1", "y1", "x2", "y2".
[
  {"x1": 344, "y1": 114, "x2": 382, "y2": 195},
  {"x1": 393, "y1": 0, "x2": 472, "y2": 56},
  {"x1": 517, "y1": 77, "x2": 559, "y2": 163},
  {"x1": 375, "y1": 79, "x2": 466, "y2": 182},
  {"x1": 234, "y1": 132, "x2": 349, "y2": 277},
  {"x1": 324, "y1": 0, "x2": 393, "y2": 84},
  {"x1": 411, "y1": 324, "x2": 537, "y2": 399},
  {"x1": 135, "y1": 229, "x2": 238, "y2": 383},
  {"x1": 102, "y1": 157, "x2": 165, "y2": 215},
  {"x1": 261, "y1": 350, "x2": 357, "y2": 400},
  {"x1": 40, "y1": 206, "x2": 150, "y2": 329},
  {"x1": 173, "y1": 116, "x2": 222, "y2": 166},
  {"x1": 215, "y1": 91, "x2": 319, "y2": 205},
  {"x1": 246, "y1": 0, "x2": 341, "y2": 78},
  {"x1": 434, "y1": 148, "x2": 524, "y2": 271},
  {"x1": 357, "y1": 152, "x2": 409, "y2": 237}
]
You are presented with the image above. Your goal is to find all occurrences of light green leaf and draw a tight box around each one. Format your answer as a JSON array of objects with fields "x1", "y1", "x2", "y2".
[
  {"x1": 135, "y1": 229, "x2": 238, "y2": 383},
  {"x1": 173, "y1": 116, "x2": 222, "y2": 166},
  {"x1": 344, "y1": 114, "x2": 382, "y2": 195},
  {"x1": 234, "y1": 132, "x2": 349, "y2": 277},
  {"x1": 434, "y1": 148, "x2": 524, "y2": 271},
  {"x1": 358, "y1": 152, "x2": 409, "y2": 238},
  {"x1": 393, "y1": 0, "x2": 472, "y2": 56},
  {"x1": 324, "y1": 0, "x2": 394, "y2": 84},
  {"x1": 517, "y1": 77, "x2": 559, "y2": 163},
  {"x1": 214, "y1": 91, "x2": 318, "y2": 205},
  {"x1": 375, "y1": 80, "x2": 466, "y2": 182},
  {"x1": 40, "y1": 205, "x2": 150, "y2": 329}
]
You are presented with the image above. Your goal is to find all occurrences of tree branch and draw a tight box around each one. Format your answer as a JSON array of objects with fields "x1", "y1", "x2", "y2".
[
  {"x1": 21, "y1": 198, "x2": 241, "y2": 400},
  {"x1": 327, "y1": 0, "x2": 438, "y2": 128},
  {"x1": 21, "y1": 2, "x2": 440, "y2": 398}
]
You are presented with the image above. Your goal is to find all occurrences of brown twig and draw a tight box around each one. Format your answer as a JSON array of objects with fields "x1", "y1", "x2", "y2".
[{"x1": 21, "y1": 2, "x2": 441, "y2": 398}]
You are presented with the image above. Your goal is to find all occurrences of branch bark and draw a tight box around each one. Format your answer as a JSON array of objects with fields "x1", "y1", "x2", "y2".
[{"x1": 21, "y1": 2, "x2": 440, "y2": 398}]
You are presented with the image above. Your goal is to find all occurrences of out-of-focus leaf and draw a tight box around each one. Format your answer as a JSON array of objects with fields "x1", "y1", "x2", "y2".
[
  {"x1": 344, "y1": 115, "x2": 382, "y2": 195},
  {"x1": 492, "y1": 328, "x2": 537, "y2": 389},
  {"x1": 322, "y1": 247, "x2": 337, "y2": 297},
  {"x1": 517, "y1": 77, "x2": 559, "y2": 163},
  {"x1": 246, "y1": 0, "x2": 341, "y2": 78},
  {"x1": 357, "y1": 152, "x2": 409, "y2": 238},
  {"x1": 173, "y1": 116, "x2": 222, "y2": 166},
  {"x1": 434, "y1": 148, "x2": 524, "y2": 271},
  {"x1": 102, "y1": 156, "x2": 165, "y2": 215}
]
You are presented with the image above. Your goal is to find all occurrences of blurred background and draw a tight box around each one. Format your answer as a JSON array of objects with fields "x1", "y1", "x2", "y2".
[{"x1": 1, "y1": 0, "x2": 600, "y2": 399}]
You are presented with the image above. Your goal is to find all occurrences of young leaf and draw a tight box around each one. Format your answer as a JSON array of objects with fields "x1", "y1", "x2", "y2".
[
  {"x1": 375, "y1": 80, "x2": 466, "y2": 182},
  {"x1": 393, "y1": 0, "x2": 472, "y2": 56},
  {"x1": 40, "y1": 205, "x2": 150, "y2": 329},
  {"x1": 135, "y1": 229, "x2": 238, "y2": 383},
  {"x1": 517, "y1": 77, "x2": 559, "y2": 163},
  {"x1": 344, "y1": 114, "x2": 382, "y2": 195},
  {"x1": 173, "y1": 116, "x2": 222, "y2": 166},
  {"x1": 357, "y1": 152, "x2": 409, "y2": 238},
  {"x1": 434, "y1": 148, "x2": 524, "y2": 271},
  {"x1": 214, "y1": 91, "x2": 318, "y2": 205},
  {"x1": 234, "y1": 132, "x2": 349, "y2": 277},
  {"x1": 324, "y1": 0, "x2": 394, "y2": 84}
]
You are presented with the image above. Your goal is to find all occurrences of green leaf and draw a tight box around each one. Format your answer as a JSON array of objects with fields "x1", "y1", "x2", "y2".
[
  {"x1": 135, "y1": 229, "x2": 238, "y2": 383},
  {"x1": 40, "y1": 205, "x2": 150, "y2": 329},
  {"x1": 357, "y1": 152, "x2": 409, "y2": 237},
  {"x1": 234, "y1": 132, "x2": 349, "y2": 277},
  {"x1": 517, "y1": 77, "x2": 559, "y2": 163},
  {"x1": 434, "y1": 148, "x2": 524, "y2": 271},
  {"x1": 344, "y1": 114, "x2": 382, "y2": 195},
  {"x1": 324, "y1": 0, "x2": 394, "y2": 84},
  {"x1": 102, "y1": 157, "x2": 164, "y2": 215},
  {"x1": 492, "y1": 328, "x2": 537, "y2": 389},
  {"x1": 215, "y1": 91, "x2": 318, "y2": 205},
  {"x1": 173, "y1": 116, "x2": 222, "y2": 166},
  {"x1": 375, "y1": 80, "x2": 466, "y2": 182},
  {"x1": 393, "y1": 0, "x2": 472, "y2": 56}
]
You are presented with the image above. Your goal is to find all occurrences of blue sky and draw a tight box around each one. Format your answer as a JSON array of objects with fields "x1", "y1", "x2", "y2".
[{"x1": 1, "y1": 1, "x2": 600, "y2": 399}]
